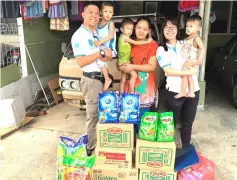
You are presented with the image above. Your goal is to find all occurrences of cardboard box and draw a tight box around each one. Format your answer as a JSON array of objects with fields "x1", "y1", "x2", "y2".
[
  {"x1": 0, "y1": 96, "x2": 26, "y2": 128},
  {"x1": 136, "y1": 139, "x2": 176, "y2": 170},
  {"x1": 139, "y1": 169, "x2": 177, "y2": 180},
  {"x1": 96, "y1": 123, "x2": 134, "y2": 150},
  {"x1": 95, "y1": 148, "x2": 132, "y2": 169},
  {"x1": 92, "y1": 167, "x2": 138, "y2": 180}
]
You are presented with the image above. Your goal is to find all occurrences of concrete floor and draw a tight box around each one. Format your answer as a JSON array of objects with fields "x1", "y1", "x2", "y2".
[{"x1": 0, "y1": 85, "x2": 237, "y2": 180}]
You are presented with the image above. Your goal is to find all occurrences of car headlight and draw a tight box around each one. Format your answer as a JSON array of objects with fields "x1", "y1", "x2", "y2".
[
  {"x1": 61, "y1": 80, "x2": 70, "y2": 89},
  {"x1": 70, "y1": 81, "x2": 80, "y2": 90}
]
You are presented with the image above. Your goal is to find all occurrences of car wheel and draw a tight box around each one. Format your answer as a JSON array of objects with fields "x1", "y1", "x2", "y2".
[{"x1": 231, "y1": 82, "x2": 237, "y2": 109}]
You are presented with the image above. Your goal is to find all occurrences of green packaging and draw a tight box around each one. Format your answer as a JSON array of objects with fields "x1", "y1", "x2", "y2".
[
  {"x1": 57, "y1": 142, "x2": 87, "y2": 159},
  {"x1": 58, "y1": 155, "x2": 96, "y2": 180},
  {"x1": 157, "y1": 112, "x2": 174, "y2": 142},
  {"x1": 61, "y1": 155, "x2": 96, "y2": 168},
  {"x1": 138, "y1": 112, "x2": 159, "y2": 142}
]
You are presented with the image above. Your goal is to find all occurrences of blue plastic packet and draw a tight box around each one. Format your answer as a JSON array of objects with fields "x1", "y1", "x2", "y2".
[
  {"x1": 119, "y1": 93, "x2": 140, "y2": 124},
  {"x1": 78, "y1": 134, "x2": 88, "y2": 145},
  {"x1": 60, "y1": 136, "x2": 78, "y2": 148},
  {"x1": 59, "y1": 136, "x2": 87, "y2": 157},
  {"x1": 98, "y1": 92, "x2": 119, "y2": 123}
]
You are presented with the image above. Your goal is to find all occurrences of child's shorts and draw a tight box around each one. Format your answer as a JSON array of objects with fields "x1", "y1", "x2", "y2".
[
  {"x1": 100, "y1": 45, "x2": 117, "y2": 59},
  {"x1": 96, "y1": 60, "x2": 107, "y2": 68},
  {"x1": 96, "y1": 47, "x2": 117, "y2": 68}
]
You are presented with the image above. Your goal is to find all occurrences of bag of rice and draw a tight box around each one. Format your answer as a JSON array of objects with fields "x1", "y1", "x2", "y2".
[
  {"x1": 138, "y1": 112, "x2": 159, "y2": 141},
  {"x1": 157, "y1": 112, "x2": 174, "y2": 142}
]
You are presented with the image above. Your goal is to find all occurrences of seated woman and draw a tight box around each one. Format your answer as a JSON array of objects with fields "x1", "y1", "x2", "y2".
[
  {"x1": 120, "y1": 17, "x2": 158, "y2": 117},
  {"x1": 156, "y1": 18, "x2": 199, "y2": 148}
]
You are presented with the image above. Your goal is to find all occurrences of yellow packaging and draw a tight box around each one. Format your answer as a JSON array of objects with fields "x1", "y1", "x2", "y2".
[
  {"x1": 92, "y1": 167, "x2": 138, "y2": 180},
  {"x1": 96, "y1": 123, "x2": 134, "y2": 150},
  {"x1": 136, "y1": 138, "x2": 176, "y2": 170},
  {"x1": 95, "y1": 148, "x2": 132, "y2": 169},
  {"x1": 58, "y1": 165, "x2": 92, "y2": 180},
  {"x1": 139, "y1": 169, "x2": 177, "y2": 180}
]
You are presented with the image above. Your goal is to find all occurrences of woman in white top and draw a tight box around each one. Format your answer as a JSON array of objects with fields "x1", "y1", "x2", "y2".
[{"x1": 156, "y1": 18, "x2": 199, "y2": 148}]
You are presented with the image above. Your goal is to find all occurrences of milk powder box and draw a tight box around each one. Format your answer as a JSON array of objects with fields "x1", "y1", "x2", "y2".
[
  {"x1": 136, "y1": 138, "x2": 176, "y2": 170},
  {"x1": 92, "y1": 167, "x2": 138, "y2": 180},
  {"x1": 95, "y1": 148, "x2": 132, "y2": 169},
  {"x1": 98, "y1": 92, "x2": 118, "y2": 123},
  {"x1": 119, "y1": 93, "x2": 140, "y2": 124},
  {"x1": 139, "y1": 169, "x2": 177, "y2": 180},
  {"x1": 96, "y1": 123, "x2": 134, "y2": 150}
]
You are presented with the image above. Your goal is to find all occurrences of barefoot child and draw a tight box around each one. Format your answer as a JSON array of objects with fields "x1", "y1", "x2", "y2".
[
  {"x1": 175, "y1": 15, "x2": 205, "y2": 98},
  {"x1": 119, "y1": 18, "x2": 152, "y2": 93},
  {"x1": 94, "y1": 2, "x2": 117, "y2": 91}
]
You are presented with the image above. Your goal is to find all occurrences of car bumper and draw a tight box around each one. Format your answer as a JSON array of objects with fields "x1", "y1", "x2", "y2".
[
  {"x1": 61, "y1": 90, "x2": 86, "y2": 108},
  {"x1": 62, "y1": 90, "x2": 84, "y2": 100}
]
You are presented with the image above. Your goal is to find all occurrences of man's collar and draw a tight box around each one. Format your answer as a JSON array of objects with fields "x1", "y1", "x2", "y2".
[{"x1": 81, "y1": 25, "x2": 96, "y2": 34}]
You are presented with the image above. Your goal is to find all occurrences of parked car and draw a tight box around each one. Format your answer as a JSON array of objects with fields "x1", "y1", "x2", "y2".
[
  {"x1": 59, "y1": 13, "x2": 165, "y2": 110},
  {"x1": 0, "y1": 43, "x2": 21, "y2": 68},
  {"x1": 212, "y1": 34, "x2": 237, "y2": 109}
]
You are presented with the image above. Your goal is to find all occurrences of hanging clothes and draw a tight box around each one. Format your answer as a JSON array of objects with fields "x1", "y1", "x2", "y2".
[
  {"x1": 50, "y1": 1, "x2": 69, "y2": 31},
  {"x1": 180, "y1": 14, "x2": 185, "y2": 29},
  {"x1": 21, "y1": 5, "x2": 32, "y2": 21},
  {"x1": 48, "y1": 1, "x2": 67, "y2": 19},
  {"x1": 210, "y1": 11, "x2": 216, "y2": 23},
  {"x1": 0, "y1": 1, "x2": 21, "y2": 19},
  {"x1": 50, "y1": 17, "x2": 69, "y2": 31},
  {"x1": 71, "y1": 1, "x2": 79, "y2": 16},
  {"x1": 178, "y1": 0, "x2": 200, "y2": 12},
  {"x1": 18, "y1": 0, "x2": 30, "y2": 5},
  {"x1": 42, "y1": 0, "x2": 49, "y2": 13},
  {"x1": 77, "y1": 1, "x2": 84, "y2": 21},
  {"x1": 24, "y1": 1, "x2": 44, "y2": 18},
  {"x1": 70, "y1": 1, "x2": 84, "y2": 21},
  {"x1": 49, "y1": 0, "x2": 61, "y2": 5}
]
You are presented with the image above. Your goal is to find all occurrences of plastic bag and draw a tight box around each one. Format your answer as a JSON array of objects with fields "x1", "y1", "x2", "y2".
[
  {"x1": 98, "y1": 92, "x2": 119, "y2": 123},
  {"x1": 157, "y1": 112, "x2": 174, "y2": 142},
  {"x1": 60, "y1": 136, "x2": 79, "y2": 148},
  {"x1": 178, "y1": 152, "x2": 216, "y2": 180},
  {"x1": 78, "y1": 134, "x2": 88, "y2": 145},
  {"x1": 57, "y1": 135, "x2": 94, "y2": 180},
  {"x1": 58, "y1": 165, "x2": 92, "y2": 180},
  {"x1": 58, "y1": 136, "x2": 87, "y2": 159},
  {"x1": 60, "y1": 135, "x2": 88, "y2": 147},
  {"x1": 138, "y1": 112, "x2": 159, "y2": 141},
  {"x1": 57, "y1": 142, "x2": 87, "y2": 159},
  {"x1": 119, "y1": 93, "x2": 140, "y2": 124}
]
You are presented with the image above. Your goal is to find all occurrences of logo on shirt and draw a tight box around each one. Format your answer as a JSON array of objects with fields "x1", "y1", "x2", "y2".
[
  {"x1": 88, "y1": 39, "x2": 94, "y2": 47},
  {"x1": 74, "y1": 43, "x2": 79, "y2": 48},
  {"x1": 157, "y1": 56, "x2": 162, "y2": 62}
]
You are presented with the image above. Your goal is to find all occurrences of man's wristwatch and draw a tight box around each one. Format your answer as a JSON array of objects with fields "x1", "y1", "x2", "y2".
[{"x1": 100, "y1": 50, "x2": 105, "y2": 58}]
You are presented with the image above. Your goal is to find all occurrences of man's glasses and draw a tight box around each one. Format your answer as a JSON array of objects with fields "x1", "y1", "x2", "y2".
[{"x1": 164, "y1": 26, "x2": 177, "y2": 31}]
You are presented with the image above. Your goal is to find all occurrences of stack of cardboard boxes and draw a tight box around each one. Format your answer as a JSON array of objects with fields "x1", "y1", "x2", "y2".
[
  {"x1": 93, "y1": 123, "x2": 138, "y2": 180},
  {"x1": 92, "y1": 123, "x2": 177, "y2": 180}
]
